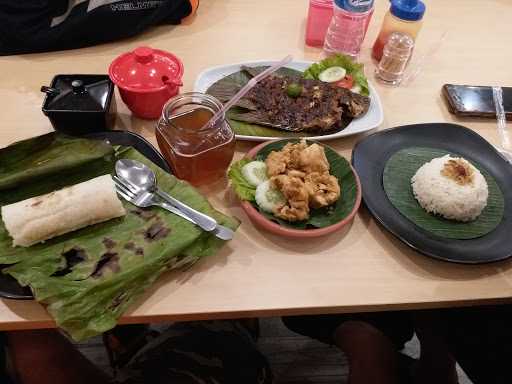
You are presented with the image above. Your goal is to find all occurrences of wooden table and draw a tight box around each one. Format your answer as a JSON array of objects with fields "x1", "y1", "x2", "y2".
[{"x1": 1, "y1": 0, "x2": 512, "y2": 330}]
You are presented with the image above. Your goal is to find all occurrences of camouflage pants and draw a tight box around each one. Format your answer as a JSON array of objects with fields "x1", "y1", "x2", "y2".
[{"x1": 117, "y1": 321, "x2": 272, "y2": 384}]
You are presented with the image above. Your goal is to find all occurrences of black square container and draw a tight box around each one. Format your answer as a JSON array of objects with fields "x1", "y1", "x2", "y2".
[{"x1": 41, "y1": 74, "x2": 116, "y2": 136}]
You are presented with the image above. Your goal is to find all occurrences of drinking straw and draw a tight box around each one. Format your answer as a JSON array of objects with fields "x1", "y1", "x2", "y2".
[
  {"x1": 492, "y1": 86, "x2": 511, "y2": 151},
  {"x1": 492, "y1": 86, "x2": 512, "y2": 163}
]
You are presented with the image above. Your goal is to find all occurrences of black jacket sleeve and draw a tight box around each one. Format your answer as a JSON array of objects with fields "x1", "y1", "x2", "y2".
[{"x1": 0, "y1": 0, "x2": 192, "y2": 56}]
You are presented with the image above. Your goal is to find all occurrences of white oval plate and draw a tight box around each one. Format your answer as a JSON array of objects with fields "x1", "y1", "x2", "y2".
[{"x1": 193, "y1": 60, "x2": 384, "y2": 142}]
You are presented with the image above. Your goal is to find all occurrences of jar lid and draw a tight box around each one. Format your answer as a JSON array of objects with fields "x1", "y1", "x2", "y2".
[
  {"x1": 386, "y1": 32, "x2": 414, "y2": 51},
  {"x1": 41, "y1": 74, "x2": 113, "y2": 112},
  {"x1": 390, "y1": 0, "x2": 425, "y2": 21},
  {"x1": 108, "y1": 46, "x2": 184, "y2": 93},
  {"x1": 334, "y1": 0, "x2": 373, "y2": 12}
]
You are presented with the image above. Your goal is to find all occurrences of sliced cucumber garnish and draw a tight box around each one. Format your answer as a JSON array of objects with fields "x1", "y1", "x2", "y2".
[
  {"x1": 318, "y1": 66, "x2": 347, "y2": 83},
  {"x1": 255, "y1": 180, "x2": 286, "y2": 213},
  {"x1": 242, "y1": 161, "x2": 268, "y2": 187}
]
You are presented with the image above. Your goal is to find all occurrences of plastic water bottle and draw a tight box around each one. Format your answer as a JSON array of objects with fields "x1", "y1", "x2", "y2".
[{"x1": 324, "y1": 0, "x2": 375, "y2": 59}]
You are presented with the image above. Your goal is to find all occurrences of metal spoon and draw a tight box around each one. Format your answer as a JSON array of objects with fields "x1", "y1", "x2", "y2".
[
  {"x1": 116, "y1": 159, "x2": 156, "y2": 191},
  {"x1": 116, "y1": 159, "x2": 234, "y2": 239}
]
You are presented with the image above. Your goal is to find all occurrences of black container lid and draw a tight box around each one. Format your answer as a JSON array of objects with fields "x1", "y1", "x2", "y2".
[{"x1": 42, "y1": 75, "x2": 112, "y2": 112}]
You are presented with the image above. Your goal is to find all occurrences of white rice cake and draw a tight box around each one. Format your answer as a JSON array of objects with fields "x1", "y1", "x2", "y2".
[{"x1": 1, "y1": 174, "x2": 126, "y2": 247}]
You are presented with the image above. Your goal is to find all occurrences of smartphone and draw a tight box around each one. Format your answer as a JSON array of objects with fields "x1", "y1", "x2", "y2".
[{"x1": 442, "y1": 84, "x2": 512, "y2": 120}]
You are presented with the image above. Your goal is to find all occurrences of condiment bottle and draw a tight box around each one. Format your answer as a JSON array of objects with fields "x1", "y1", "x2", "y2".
[
  {"x1": 305, "y1": 0, "x2": 334, "y2": 47},
  {"x1": 372, "y1": 0, "x2": 425, "y2": 62},
  {"x1": 156, "y1": 92, "x2": 235, "y2": 186},
  {"x1": 323, "y1": 0, "x2": 375, "y2": 59},
  {"x1": 375, "y1": 32, "x2": 414, "y2": 85}
]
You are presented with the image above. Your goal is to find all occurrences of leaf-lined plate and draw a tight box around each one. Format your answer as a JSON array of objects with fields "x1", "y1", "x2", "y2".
[
  {"x1": 240, "y1": 139, "x2": 362, "y2": 238},
  {"x1": 194, "y1": 60, "x2": 384, "y2": 141},
  {"x1": 383, "y1": 147, "x2": 504, "y2": 239},
  {"x1": 352, "y1": 123, "x2": 512, "y2": 264}
]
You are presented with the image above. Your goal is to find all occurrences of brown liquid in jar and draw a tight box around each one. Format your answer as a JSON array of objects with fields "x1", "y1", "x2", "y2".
[{"x1": 156, "y1": 107, "x2": 235, "y2": 186}]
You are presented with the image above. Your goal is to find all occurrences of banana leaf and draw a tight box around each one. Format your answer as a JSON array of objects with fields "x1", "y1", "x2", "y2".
[
  {"x1": 227, "y1": 108, "x2": 303, "y2": 138},
  {"x1": 383, "y1": 147, "x2": 504, "y2": 239},
  {"x1": 0, "y1": 133, "x2": 239, "y2": 341},
  {"x1": 0, "y1": 133, "x2": 113, "y2": 190}
]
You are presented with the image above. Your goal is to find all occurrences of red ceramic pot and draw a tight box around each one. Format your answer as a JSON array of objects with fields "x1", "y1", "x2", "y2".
[{"x1": 109, "y1": 46, "x2": 184, "y2": 120}]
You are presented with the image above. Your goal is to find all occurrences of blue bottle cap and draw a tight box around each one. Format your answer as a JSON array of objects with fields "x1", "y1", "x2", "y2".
[
  {"x1": 390, "y1": 0, "x2": 426, "y2": 21},
  {"x1": 334, "y1": 0, "x2": 374, "y2": 13}
]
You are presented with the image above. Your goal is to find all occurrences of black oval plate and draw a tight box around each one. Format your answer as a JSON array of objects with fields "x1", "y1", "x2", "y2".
[
  {"x1": 0, "y1": 130, "x2": 171, "y2": 300},
  {"x1": 352, "y1": 123, "x2": 512, "y2": 264}
]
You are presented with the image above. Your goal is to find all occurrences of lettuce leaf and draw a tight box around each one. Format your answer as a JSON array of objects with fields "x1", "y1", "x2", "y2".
[
  {"x1": 228, "y1": 159, "x2": 256, "y2": 201},
  {"x1": 303, "y1": 54, "x2": 370, "y2": 96}
]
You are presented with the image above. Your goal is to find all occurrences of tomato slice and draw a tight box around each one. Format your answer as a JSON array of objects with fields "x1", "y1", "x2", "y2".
[{"x1": 335, "y1": 75, "x2": 354, "y2": 89}]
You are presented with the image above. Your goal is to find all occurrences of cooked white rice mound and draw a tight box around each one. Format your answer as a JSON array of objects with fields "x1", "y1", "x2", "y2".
[{"x1": 411, "y1": 155, "x2": 488, "y2": 222}]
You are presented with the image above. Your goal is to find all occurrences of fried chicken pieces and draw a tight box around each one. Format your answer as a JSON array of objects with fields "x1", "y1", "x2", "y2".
[
  {"x1": 272, "y1": 175, "x2": 310, "y2": 221},
  {"x1": 265, "y1": 140, "x2": 341, "y2": 221}
]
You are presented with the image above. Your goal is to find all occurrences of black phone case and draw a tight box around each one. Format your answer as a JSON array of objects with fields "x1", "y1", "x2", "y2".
[{"x1": 442, "y1": 84, "x2": 512, "y2": 120}]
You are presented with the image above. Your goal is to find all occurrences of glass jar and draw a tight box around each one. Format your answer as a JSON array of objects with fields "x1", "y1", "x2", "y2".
[
  {"x1": 156, "y1": 92, "x2": 235, "y2": 186},
  {"x1": 375, "y1": 32, "x2": 414, "y2": 85}
]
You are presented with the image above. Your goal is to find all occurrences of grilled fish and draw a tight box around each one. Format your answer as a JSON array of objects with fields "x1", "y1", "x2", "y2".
[{"x1": 208, "y1": 66, "x2": 371, "y2": 133}]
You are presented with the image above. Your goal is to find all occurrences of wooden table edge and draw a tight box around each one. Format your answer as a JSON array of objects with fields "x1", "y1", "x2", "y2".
[{"x1": 6, "y1": 297, "x2": 512, "y2": 332}]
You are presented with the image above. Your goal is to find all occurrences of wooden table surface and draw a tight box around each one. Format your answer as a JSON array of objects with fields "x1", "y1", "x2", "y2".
[{"x1": 1, "y1": 0, "x2": 512, "y2": 330}]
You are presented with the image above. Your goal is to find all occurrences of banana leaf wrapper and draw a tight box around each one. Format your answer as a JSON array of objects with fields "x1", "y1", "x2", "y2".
[{"x1": 0, "y1": 133, "x2": 239, "y2": 341}]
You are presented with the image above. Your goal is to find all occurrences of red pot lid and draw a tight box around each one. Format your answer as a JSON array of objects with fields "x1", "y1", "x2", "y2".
[{"x1": 109, "y1": 46, "x2": 184, "y2": 93}]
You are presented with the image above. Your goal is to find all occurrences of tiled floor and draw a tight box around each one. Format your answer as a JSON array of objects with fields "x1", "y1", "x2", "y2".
[{"x1": 77, "y1": 317, "x2": 472, "y2": 383}]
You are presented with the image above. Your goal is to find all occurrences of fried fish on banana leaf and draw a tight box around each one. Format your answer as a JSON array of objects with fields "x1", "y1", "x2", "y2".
[{"x1": 208, "y1": 66, "x2": 370, "y2": 133}]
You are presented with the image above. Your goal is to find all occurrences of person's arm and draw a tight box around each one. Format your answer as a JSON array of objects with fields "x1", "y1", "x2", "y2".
[{"x1": 6, "y1": 329, "x2": 110, "y2": 384}]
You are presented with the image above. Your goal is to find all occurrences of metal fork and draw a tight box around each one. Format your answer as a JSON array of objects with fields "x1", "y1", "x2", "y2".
[{"x1": 113, "y1": 176, "x2": 234, "y2": 241}]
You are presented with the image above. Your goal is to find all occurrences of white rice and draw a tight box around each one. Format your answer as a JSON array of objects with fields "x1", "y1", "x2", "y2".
[{"x1": 411, "y1": 155, "x2": 489, "y2": 222}]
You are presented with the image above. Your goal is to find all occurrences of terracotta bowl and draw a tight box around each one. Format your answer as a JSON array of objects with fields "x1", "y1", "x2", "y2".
[{"x1": 240, "y1": 140, "x2": 362, "y2": 238}]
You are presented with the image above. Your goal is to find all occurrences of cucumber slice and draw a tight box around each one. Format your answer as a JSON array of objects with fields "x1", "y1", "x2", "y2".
[
  {"x1": 241, "y1": 161, "x2": 268, "y2": 187},
  {"x1": 318, "y1": 66, "x2": 347, "y2": 83},
  {"x1": 350, "y1": 84, "x2": 362, "y2": 94},
  {"x1": 255, "y1": 180, "x2": 286, "y2": 213}
]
